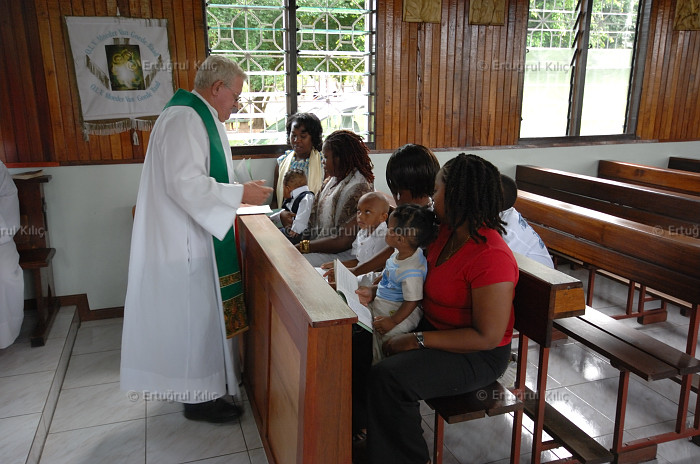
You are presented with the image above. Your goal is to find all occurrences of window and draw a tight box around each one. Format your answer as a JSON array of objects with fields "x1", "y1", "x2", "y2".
[
  {"x1": 520, "y1": 0, "x2": 641, "y2": 138},
  {"x1": 206, "y1": 0, "x2": 376, "y2": 148}
]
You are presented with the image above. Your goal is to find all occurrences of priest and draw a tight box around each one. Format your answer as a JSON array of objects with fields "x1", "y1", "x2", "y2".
[
  {"x1": 120, "y1": 56, "x2": 272, "y2": 422},
  {"x1": 0, "y1": 161, "x2": 24, "y2": 349}
]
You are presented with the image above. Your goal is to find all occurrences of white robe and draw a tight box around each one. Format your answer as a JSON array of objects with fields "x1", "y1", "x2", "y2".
[
  {"x1": 120, "y1": 91, "x2": 244, "y2": 402},
  {"x1": 0, "y1": 162, "x2": 24, "y2": 349}
]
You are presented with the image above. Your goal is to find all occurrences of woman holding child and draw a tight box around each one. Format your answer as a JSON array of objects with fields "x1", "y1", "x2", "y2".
[
  {"x1": 272, "y1": 112, "x2": 325, "y2": 208},
  {"x1": 297, "y1": 130, "x2": 374, "y2": 266},
  {"x1": 364, "y1": 154, "x2": 518, "y2": 464}
]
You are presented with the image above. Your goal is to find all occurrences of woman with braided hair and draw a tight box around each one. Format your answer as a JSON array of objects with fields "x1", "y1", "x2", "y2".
[
  {"x1": 296, "y1": 130, "x2": 374, "y2": 266},
  {"x1": 364, "y1": 153, "x2": 518, "y2": 464}
]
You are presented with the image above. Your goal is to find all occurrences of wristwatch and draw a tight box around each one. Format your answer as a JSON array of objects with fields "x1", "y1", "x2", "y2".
[
  {"x1": 414, "y1": 331, "x2": 426, "y2": 349},
  {"x1": 300, "y1": 240, "x2": 310, "y2": 254}
]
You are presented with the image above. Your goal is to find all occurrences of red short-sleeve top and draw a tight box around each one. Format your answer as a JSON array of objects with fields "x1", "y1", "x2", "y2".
[{"x1": 423, "y1": 225, "x2": 519, "y2": 346}]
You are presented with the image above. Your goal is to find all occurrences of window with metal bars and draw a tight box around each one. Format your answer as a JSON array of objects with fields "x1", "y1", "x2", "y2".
[
  {"x1": 520, "y1": 0, "x2": 647, "y2": 138},
  {"x1": 206, "y1": 1, "x2": 376, "y2": 150}
]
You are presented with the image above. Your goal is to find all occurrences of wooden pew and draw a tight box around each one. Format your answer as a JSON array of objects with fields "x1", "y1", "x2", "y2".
[
  {"x1": 516, "y1": 165, "x2": 700, "y2": 235},
  {"x1": 515, "y1": 190, "x2": 700, "y2": 330},
  {"x1": 237, "y1": 214, "x2": 357, "y2": 464},
  {"x1": 515, "y1": 191, "x2": 700, "y2": 461},
  {"x1": 237, "y1": 215, "x2": 609, "y2": 463},
  {"x1": 516, "y1": 165, "x2": 700, "y2": 320},
  {"x1": 668, "y1": 156, "x2": 700, "y2": 173},
  {"x1": 598, "y1": 160, "x2": 700, "y2": 196}
]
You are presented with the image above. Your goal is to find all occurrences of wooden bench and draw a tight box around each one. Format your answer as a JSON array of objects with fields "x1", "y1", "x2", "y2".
[
  {"x1": 598, "y1": 160, "x2": 700, "y2": 197},
  {"x1": 516, "y1": 165, "x2": 700, "y2": 320},
  {"x1": 554, "y1": 307, "x2": 700, "y2": 462},
  {"x1": 428, "y1": 253, "x2": 612, "y2": 464},
  {"x1": 515, "y1": 190, "x2": 700, "y2": 332},
  {"x1": 516, "y1": 165, "x2": 700, "y2": 235},
  {"x1": 515, "y1": 190, "x2": 700, "y2": 462},
  {"x1": 668, "y1": 156, "x2": 700, "y2": 173}
]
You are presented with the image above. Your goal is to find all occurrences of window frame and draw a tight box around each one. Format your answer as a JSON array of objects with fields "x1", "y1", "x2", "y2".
[
  {"x1": 519, "y1": 0, "x2": 651, "y2": 143},
  {"x1": 203, "y1": 0, "x2": 377, "y2": 157}
]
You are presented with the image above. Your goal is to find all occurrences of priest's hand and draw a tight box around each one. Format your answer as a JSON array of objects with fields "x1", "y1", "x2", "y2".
[{"x1": 242, "y1": 180, "x2": 273, "y2": 205}]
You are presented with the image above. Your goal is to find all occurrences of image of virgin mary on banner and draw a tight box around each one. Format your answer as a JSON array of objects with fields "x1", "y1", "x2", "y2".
[{"x1": 65, "y1": 16, "x2": 175, "y2": 138}]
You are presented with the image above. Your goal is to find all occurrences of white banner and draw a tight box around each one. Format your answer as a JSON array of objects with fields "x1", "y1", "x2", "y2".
[{"x1": 65, "y1": 16, "x2": 174, "y2": 135}]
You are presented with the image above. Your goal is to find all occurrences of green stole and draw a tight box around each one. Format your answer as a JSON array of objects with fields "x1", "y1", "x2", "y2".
[{"x1": 164, "y1": 89, "x2": 247, "y2": 338}]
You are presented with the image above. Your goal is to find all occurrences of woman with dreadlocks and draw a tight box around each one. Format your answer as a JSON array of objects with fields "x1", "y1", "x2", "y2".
[
  {"x1": 296, "y1": 130, "x2": 374, "y2": 266},
  {"x1": 364, "y1": 153, "x2": 518, "y2": 464}
]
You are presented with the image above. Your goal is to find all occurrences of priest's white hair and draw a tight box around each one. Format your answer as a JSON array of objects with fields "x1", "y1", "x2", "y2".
[{"x1": 195, "y1": 56, "x2": 247, "y2": 90}]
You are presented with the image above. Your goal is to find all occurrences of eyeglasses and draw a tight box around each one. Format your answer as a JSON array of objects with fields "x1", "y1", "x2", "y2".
[{"x1": 222, "y1": 83, "x2": 241, "y2": 104}]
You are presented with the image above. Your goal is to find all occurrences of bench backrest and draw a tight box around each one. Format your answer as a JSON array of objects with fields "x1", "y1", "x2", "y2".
[
  {"x1": 512, "y1": 253, "x2": 585, "y2": 348},
  {"x1": 515, "y1": 190, "x2": 700, "y2": 305},
  {"x1": 668, "y1": 156, "x2": 700, "y2": 173},
  {"x1": 598, "y1": 160, "x2": 700, "y2": 196},
  {"x1": 516, "y1": 165, "x2": 700, "y2": 234}
]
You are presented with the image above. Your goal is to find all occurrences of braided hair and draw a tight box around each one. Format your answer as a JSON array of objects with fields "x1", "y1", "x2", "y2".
[
  {"x1": 286, "y1": 113, "x2": 323, "y2": 152},
  {"x1": 386, "y1": 144, "x2": 440, "y2": 199},
  {"x1": 390, "y1": 204, "x2": 438, "y2": 249},
  {"x1": 439, "y1": 153, "x2": 505, "y2": 243},
  {"x1": 323, "y1": 130, "x2": 374, "y2": 183}
]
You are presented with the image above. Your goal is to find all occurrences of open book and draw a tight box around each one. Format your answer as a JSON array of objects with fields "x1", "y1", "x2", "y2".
[{"x1": 334, "y1": 259, "x2": 373, "y2": 332}]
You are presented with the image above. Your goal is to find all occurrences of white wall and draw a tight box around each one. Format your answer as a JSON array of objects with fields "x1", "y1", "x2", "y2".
[{"x1": 10, "y1": 140, "x2": 700, "y2": 310}]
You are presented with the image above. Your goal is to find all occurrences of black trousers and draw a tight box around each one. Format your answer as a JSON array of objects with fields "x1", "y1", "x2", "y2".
[{"x1": 366, "y1": 341, "x2": 511, "y2": 464}]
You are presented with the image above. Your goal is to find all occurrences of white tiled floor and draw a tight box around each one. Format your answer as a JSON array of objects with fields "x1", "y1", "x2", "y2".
[{"x1": 2, "y1": 265, "x2": 700, "y2": 463}]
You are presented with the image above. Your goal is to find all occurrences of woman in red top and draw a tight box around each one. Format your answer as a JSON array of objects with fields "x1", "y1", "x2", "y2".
[{"x1": 365, "y1": 154, "x2": 518, "y2": 464}]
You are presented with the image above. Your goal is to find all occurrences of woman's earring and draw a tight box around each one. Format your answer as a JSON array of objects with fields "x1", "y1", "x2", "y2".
[{"x1": 396, "y1": 192, "x2": 401, "y2": 200}]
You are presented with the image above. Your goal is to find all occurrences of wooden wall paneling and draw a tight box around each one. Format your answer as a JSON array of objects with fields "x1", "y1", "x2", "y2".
[
  {"x1": 465, "y1": 25, "x2": 478, "y2": 146},
  {"x1": 129, "y1": 0, "x2": 142, "y2": 17},
  {"x1": 181, "y1": 0, "x2": 197, "y2": 87},
  {"x1": 192, "y1": 0, "x2": 205, "y2": 63},
  {"x1": 692, "y1": 35, "x2": 700, "y2": 138},
  {"x1": 173, "y1": 0, "x2": 188, "y2": 89},
  {"x1": 436, "y1": 4, "x2": 449, "y2": 147},
  {"x1": 511, "y1": 0, "x2": 527, "y2": 142},
  {"x1": 35, "y1": 0, "x2": 67, "y2": 163},
  {"x1": 51, "y1": 0, "x2": 81, "y2": 162},
  {"x1": 429, "y1": 23, "x2": 441, "y2": 148},
  {"x1": 376, "y1": 2, "x2": 387, "y2": 148},
  {"x1": 660, "y1": 26, "x2": 679, "y2": 139},
  {"x1": 398, "y1": 10, "x2": 409, "y2": 144},
  {"x1": 11, "y1": 1, "x2": 43, "y2": 163},
  {"x1": 678, "y1": 34, "x2": 694, "y2": 139},
  {"x1": 420, "y1": 22, "x2": 432, "y2": 146},
  {"x1": 494, "y1": 18, "x2": 506, "y2": 146},
  {"x1": 481, "y1": 26, "x2": 492, "y2": 146},
  {"x1": 488, "y1": 26, "x2": 499, "y2": 146},
  {"x1": 443, "y1": 0, "x2": 457, "y2": 147},
  {"x1": 652, "y1": 0, "x2": 671, "y2": 139},
  {"x1": 405, "y1": 22, "x2": 417, "y2": 144},
  {"x1": 0, "y1": 4, "x2": 21, "y2": 163},
  {"x1": 458, "y1": 11, "x2": 473, "y2": 147},
  {"x1": 451, "y1": 0, "x2": 465, "y2": 147},
  {"x1": 152, "y1": 0, "x2": 163, "y2": 18},
  {"x1": 673, "y1": 31, "x2": 690, "y2": 141},
  {"x1": 61, "y1": 0, "x2": 93, "y2": 163},
  {"x1": 391, "y1": 0, "x2": 401, "y2": 149},
  {"x1": 120, "y1": 130, "x2": 131, "y2": 160}
]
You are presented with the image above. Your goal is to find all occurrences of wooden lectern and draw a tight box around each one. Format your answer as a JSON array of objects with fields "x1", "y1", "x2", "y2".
[{"x1": 13, "y1": 174, "x2": 59, "y2": 346}]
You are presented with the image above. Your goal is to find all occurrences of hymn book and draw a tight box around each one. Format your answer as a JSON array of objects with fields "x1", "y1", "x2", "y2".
[{"x1": 334, "y1": 259, "x2": 373, "y2": 332}]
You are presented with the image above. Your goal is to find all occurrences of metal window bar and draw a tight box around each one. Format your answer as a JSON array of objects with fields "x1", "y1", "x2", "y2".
[{"x1": 207, "y1": 0, "x2": 375, "y2": 147}]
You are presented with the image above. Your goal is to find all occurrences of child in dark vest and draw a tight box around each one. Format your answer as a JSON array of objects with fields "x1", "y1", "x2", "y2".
[{"x1": 269, "y1": 169, "x2": 314, "y2": 244}]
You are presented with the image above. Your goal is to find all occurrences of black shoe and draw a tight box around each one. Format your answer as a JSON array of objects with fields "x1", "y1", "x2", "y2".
[{"x1": 183, "y1": 398, "x2": 243, "y2": 423}]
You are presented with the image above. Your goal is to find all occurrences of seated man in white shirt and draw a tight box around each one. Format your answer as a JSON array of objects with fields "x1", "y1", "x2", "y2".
[{"x1": 500, "y1": 174, "x2": 554, "y2": 268}]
